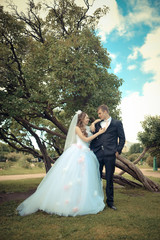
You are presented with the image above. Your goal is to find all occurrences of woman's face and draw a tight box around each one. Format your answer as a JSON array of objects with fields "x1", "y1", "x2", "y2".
[{"x1": 83, "y1": 114, "x2": 89, "y2": 125}]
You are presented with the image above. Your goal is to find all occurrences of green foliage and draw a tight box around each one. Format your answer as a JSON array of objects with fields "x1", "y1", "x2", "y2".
[
  {"x1": 146, "y1": 155, "x2": 160, "y2": 168},
  {"x1": 0, "y1": 161, "x2": 13, "y2": 170},
  {"x1": 5, "y1": 152, "x2": 22, "y2": 162},
  {"x1": 138, "y1": 115, "x2": 160, "y2": 157},
  {"x1": 129, "y1": 143, "x2": 142, "y2": 154},
  {"x1": 0, "y1": 1, "x2": 123, "y2": 168},
  {"x1": 128, "y1": 153, "x2": 140, "y2": 162},
  {"x1": 0, "y1": 151, "x2": 42, "y2": 170},
  {"x1": 0, "y1": 143, "x2": 11, "y2": 153},
  {"x1": 0, "y1": 143, "x2": 12, "y2": 162}
]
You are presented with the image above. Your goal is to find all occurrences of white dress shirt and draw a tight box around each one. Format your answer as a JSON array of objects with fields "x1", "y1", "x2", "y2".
[{"x1": 100, "y1": 117, "x2": 112, "y2": 129}]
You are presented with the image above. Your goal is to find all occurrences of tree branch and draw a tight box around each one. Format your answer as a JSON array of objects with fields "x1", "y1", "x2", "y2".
[
  {"x1": 9, "y1": 0, "x2": 45, "y2": 43},
  {"x1": 43, "y1": 110, "x2": 68, "y2": 135},
  {"x1": 0, "y1": 128, "x2": 41, "y2": 158},
  {"x1": 19, "y1": 118, "x2": 66, "y2": 139},
  {"x1": 118, "y1": 147, "x2": 149, "y2": 175}
]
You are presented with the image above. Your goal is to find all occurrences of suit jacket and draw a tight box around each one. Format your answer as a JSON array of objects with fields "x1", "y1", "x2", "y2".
[{"x1": 90, "y1": 119, "x2": 125, "y2": 157}]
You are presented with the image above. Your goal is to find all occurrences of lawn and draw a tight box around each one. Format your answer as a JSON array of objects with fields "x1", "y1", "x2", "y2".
[
  {"x1": 0, "y1": 178, "x2": 160, "y2": 240},
  {"x1": 0, "y1": 164, "x2": 45, "y2": 176}
]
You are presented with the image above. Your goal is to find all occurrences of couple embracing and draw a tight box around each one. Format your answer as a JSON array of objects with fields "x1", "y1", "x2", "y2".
[{"x1": 17, "y1": 104, "x2": 125, "y2": 216}]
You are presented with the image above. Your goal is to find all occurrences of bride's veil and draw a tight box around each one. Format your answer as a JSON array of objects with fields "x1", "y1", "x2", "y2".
[{"x1": 64, "y1": 110, "x2": 82, "y2": 151}]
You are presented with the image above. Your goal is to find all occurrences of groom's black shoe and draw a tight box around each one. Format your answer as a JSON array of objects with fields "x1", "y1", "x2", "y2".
[{"x1": 108, "y1": 205, "x2": 117, "y2": 210}]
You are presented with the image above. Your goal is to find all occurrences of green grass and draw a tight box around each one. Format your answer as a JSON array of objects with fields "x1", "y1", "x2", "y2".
[
  {"x1": 0, "y1": 178, "x2": 43, "y2": 193},
  {"x1": 0, "y1": 165, "x2": 45, "y2": 175},
  {"x1": 0, "y1": 178, "x2": 160, "y2": 240}
]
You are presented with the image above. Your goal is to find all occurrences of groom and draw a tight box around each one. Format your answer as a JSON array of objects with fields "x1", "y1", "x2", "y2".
[{"x1": 90, "y1": 104, "x2": 125, "y2": 210}]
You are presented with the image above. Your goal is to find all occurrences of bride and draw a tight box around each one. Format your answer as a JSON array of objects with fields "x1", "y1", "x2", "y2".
[{"x1": 17, "y1": 110, "x2": 105, "y2": 216}]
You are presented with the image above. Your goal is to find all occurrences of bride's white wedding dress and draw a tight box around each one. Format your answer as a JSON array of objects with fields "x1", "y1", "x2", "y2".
[{"x1": 17, "y1": 129, "x2": 105, "y2": 216}]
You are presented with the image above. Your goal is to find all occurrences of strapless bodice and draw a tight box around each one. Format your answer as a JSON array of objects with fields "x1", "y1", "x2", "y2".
[
  {"x1": 75, "y1": 126, "x2": 92, "y2": 149},
  {"x1": 76, "y1": 135, "x2": 90, "y2": 148}
]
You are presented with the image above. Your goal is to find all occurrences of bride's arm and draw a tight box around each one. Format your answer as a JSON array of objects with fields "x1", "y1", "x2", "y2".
[
  {"x1": 75, "y1": 126, "x2": 105, "y2": 143},
  {"x1": 90, "y1": 119, "x2": 101, "y2": 133}
]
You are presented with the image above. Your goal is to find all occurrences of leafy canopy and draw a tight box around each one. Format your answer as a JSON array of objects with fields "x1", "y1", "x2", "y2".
[{"x1": 0, "y1": 0, "x2": 123, "y2": 170}]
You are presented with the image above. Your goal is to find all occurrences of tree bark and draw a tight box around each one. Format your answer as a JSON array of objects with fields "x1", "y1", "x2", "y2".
[
  {"x1": 115, "y1": 154, "x2": 160, "y2": 192},
  {"x1": 15, "y1": 117, "x2": 52, "y2": 172},
  {"x1": 118, "y1": 147, "x2": 149, "y2": 175}
]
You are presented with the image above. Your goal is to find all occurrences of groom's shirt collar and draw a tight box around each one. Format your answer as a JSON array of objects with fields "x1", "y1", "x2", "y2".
[
  {"x1": 102, "y1": 117, "x2": 112, "y2": 123},
  {"x1": 100, "y1": 117, "x2": 112, "y2": 128}
]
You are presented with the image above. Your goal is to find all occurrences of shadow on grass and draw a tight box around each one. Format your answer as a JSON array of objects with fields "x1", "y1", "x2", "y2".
[{"x1": 0, "y1": 178, "x2": 160, "y2": 240}]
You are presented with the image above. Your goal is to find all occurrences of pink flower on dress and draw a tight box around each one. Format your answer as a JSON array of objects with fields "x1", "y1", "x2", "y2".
[
  {"x1": 77, "y1": 144, "x2": 82, "y2": 149},
  {"x1": 78, "y1": 156, "x2": 85, "y2": 163},
  {"x1": 72, "y1": 207, "x2": 79, "y2": 213},
  {"x1": 64, "y1": 185, "x2": 70, "y2": 190},
  {"x1": 65, "y1": 200, "x2": 69, "y2": 204}
]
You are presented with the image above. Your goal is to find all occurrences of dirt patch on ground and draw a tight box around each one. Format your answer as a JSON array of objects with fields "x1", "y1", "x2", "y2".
[
  {"x1": 0, "y1": 173, "x2": 46, "y2": 181},
  {"x1": 0, "y1": 168, "x2": 159, "y2": 204},
  {"x1": 0, "y1": 189, "x2": 36, "y2": 204}
]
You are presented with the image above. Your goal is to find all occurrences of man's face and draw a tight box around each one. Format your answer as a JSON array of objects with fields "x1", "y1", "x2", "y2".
[{"x1": 97, "y1": 109, "x2": 107, "y2": 120}]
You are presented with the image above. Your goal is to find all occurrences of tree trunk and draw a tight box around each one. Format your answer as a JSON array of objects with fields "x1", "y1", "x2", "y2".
[
  {"x1": 16, "y1": 117, "x2": 52, "y2": 173},
  {"x1": 114, "y1": 155, "x2": 160, "y2": 192},
  {"x1": 40, "y1": 142, "x2": 52, "y2": 173},
  {"x1": 118, "y1": 147, "x2": 149, "y2": 175}
]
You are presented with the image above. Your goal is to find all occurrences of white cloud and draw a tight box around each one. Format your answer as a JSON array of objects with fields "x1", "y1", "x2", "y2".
[
  {"x1": 109, "y1": 52, "x2": 117, "y2": 61},
  {"x1": 78, "y1": 0, "x2": 125, "y2": 42},
  {"x1": 114, "y1": 63, "x2": 122, "y2": 74},
  {"x1": 120, "y1": 81, "x2": 160, "y2": 142},
  {"x1": 139, "y1": 27, "x2": 160, "y2": 82},
  {"x1": 128, "y1": 47, "x2": 139, "y2": 60},
  {"x1": 122, "y1": 26, "x2": 160, "y2": 142},
  {"x1": 126, "y1": 0, "x2": 160, "y2": 27},
  {"x1": 128, "y1": 65, "x2": 136, "y2": 70},
  {"x1": 128, "y1": 27, "x2": 160, "y2": 81},
  {"x1": 97, "y1": 0, "x2": 125, "y2": 41},
  {"x1": 94, "y1": 0, "x2": 160, "y2": 41}
]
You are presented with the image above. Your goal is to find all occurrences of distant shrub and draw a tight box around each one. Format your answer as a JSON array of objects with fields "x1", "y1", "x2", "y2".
[
  {"x1": 20, "y1": 161, "x2": 32, "y2": 169},
  {"x1": 25, "y1": 154, "x2": 35, "y2": 162},
  {"x1": 128, "y1": 153, "x2": 140, "y2": 162},
  {"x1": 0, "y1": 154, "x2": 7, "y2": 162},
  {"x1": 0, "y1": 161, "x2": 13, "y2": 170},
  {"x1": 146, "y1": 155, "x2": 160, "y2": 167},
  {"x1": 5, "y1": 152, "x2": 22, "y2": 162}
]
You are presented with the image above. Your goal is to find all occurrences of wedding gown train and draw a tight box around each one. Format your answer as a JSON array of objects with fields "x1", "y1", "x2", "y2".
[{"x1": 17, "y1": 133, "x2": 105, "y2": 216}]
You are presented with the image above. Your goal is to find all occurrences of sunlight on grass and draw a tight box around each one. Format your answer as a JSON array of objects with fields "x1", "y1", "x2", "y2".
[
  {"x1": 0, "y1": 165, "x2": 45, "y2": 176},
  {"x1": 0, "y1": 178, "x2": 160, "y2": 240}
]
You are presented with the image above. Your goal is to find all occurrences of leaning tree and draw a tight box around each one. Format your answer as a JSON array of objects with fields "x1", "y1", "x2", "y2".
[
  {"x1": 114, "y1": 115, "x2": 160, "y2": 191},
  {"x1": 0, "y1": 0, "x2": 159, "y2": 192},
  {"x1": 0, "y1": 0, "x2": 121, "y2": 172}
]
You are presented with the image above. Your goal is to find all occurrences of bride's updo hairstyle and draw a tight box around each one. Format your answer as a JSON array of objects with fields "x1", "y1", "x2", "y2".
[{"x1": 77, "y1": 112, "x2": 88, "y2": 137}]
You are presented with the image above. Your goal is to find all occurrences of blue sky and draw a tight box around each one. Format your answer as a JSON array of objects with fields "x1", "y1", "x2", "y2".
[
  {"x1": 106, "y1": 0, "x2": 159, "y2": 98},
  {"x1": 89, "y1": 0, "x2": 160, "y2": 142},
  {"x1": 1, "y1": 0, "x2": 160, "y2": 143}
]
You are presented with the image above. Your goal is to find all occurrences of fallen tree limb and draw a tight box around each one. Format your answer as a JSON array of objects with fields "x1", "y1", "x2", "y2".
[{"x1": 114, "y1": 154, "x2": 160, "y2": 192}]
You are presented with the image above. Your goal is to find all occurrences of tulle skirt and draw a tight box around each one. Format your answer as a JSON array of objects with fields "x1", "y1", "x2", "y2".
[{"x1": 17, "y1": 144, "x2": 105, "y2": 216}]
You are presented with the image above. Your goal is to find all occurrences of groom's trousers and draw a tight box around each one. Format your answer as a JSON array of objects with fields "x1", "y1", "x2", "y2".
[{"x1": 97, "y1": 154, "x2": 116, "y2": 207}]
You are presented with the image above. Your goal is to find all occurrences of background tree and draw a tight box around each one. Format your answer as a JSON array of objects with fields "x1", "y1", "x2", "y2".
[
  {"x1": 0, "y1": 142, "x2": 12, "y2": 162},
  {"x1": 129, "y1": 143, "x2": 142, "y2": 154},
  {"x1": 116, "y1": 115, "x2": 160, "y2": 191},
  {"x1": 1, "y1": 1, "x2": 159, "y2": 192},
  {"x1": 0, "y1": 0, "x2": 122, "y2": 172},
  {"x1": 138, "y1": 115, "x2": 160, "y2": 158}
]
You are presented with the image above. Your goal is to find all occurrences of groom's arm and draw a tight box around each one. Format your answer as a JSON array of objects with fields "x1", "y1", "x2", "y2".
[{"x1": 117, "y1": 121, "x2": 125, "y2": 155}]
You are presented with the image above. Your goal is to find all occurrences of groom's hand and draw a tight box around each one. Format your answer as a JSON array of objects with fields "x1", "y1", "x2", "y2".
[
  {"x1": 115, "y1": 152, "x2": 119, "y2": 158},
  {"x1": 90, "y1": 123, "x2": 95, "y2": 133}
]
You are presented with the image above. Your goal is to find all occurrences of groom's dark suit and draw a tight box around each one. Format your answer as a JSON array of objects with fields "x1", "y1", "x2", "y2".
[{"x1": 90, "y1": 118, "x2": 125, "y2": 207}]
